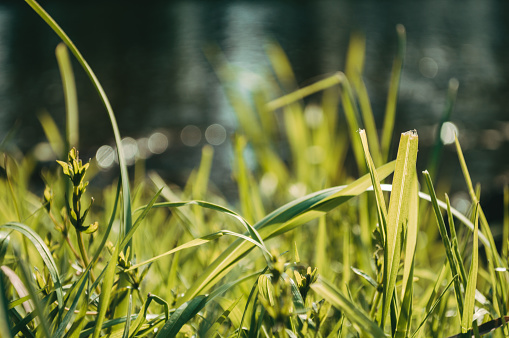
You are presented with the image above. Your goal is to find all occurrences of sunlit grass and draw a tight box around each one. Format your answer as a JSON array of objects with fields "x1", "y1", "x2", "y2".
[{"x1": 0, "y1": 1, "x2": 508, "y2": 337}]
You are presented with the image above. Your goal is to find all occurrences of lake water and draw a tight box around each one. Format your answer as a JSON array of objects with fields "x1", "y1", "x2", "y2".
[{"x1": 0, "y1": 0, "x2": 508, "y2": 222}]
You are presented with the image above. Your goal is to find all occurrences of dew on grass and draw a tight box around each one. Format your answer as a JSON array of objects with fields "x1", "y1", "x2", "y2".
[
  {"x1": 205, "y1": 124, "x2": 227, "y2": 145},
  {"x1": 96, "y1": 145, "x2": 116, "y2": 169},
  {"x1": 181, "y1": 125, "x2": 201, "y2": 146}
]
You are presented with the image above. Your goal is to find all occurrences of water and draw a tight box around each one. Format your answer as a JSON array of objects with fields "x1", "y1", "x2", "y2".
[{"x1": 0, "y1": 0, "x2": 508, "y2": 221}]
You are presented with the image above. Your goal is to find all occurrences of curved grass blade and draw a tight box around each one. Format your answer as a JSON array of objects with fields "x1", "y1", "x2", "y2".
[
  {"x1": 16, "y1": 252, "x2": 51, "y2": 338},
  {"x1": 133, "y1": 199, "x2": 271, "y2": 263},
  {"x1": 311, "y1": 277, "x2": 387, "y2": 337},
  {"x1": 124, "y1": 229, "x2": 270, "y2": 273},
  {"x1": 179, "y1": 161, "x2": 396, "y2": 306},
  {"x1": 0, "y1": 222, "x2": 63, "y2": 311},
  {"x1": 24, "y1": 0, "x2": 135, "y2": 325}
]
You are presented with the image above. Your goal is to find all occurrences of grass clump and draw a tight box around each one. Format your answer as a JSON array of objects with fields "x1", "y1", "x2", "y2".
[{"x1": 0, "y1": 1, "x2": 508, "y2": 337}]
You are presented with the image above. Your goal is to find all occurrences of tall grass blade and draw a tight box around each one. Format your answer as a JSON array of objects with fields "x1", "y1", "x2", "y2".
[
  {"x1": 179, "y1": 160, "x2": 395, "y2": 306},
  {"x1": 461, "y1": 204, "x2": 479, "y2": 334},
  {"x1": 423, "y1": 171, "x2": 464, "y2": 317},
  {"x1": 203, "y1": 296, "x2": 242, "y2": 337},
  {"x1": 55, "y1": 43, "x2": 79, "y2": 149},
  {"x1": 454, "y1": 135, "x2": 507, "y2": 315},
  {"x1": 378, "y1": 130, "x2": 418, "y2": 329},
  {"x1": 54, "y1": 271, "x2": 89, "y2": 338},
  {"x1": 24, "y1": 0, "x2": 135, "y2": 325},
  {"x1": 381, "y1": 24, "x2": 406, "y2": 161},
  {"x1": 360, "y1": 129, "x2": 388, "y2": 242},
  {"x1": 411, "y1": 276, "x2": 457, "y2": 338},
  {"x1": 338, "y1": 73, "x2": 365, "y2": 173},
  {"x1": 395, "y1": 173, "x2": 419, "y2": 337},
  {"x1": 311, "y1": 277, "x2": 387, "y2": 337},
  {"x1": 503, "y1": 185, "x2": 509, "y2": 262},
  {"x1": 16, "y1": 252, "x2": 51, "y2": 338},
  {"x1": 0, "y1": 267, "x2": 12, "y2": 338}
]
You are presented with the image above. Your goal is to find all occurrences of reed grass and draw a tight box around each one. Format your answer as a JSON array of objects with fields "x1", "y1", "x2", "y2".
[{"x1": 0, "y1": 1, "x2": 508, "y2": 337}]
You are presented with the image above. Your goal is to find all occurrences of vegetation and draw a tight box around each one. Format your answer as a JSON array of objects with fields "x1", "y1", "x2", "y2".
[{"x1": 1, "y1": 0, "x2": 508, "y2": 337}]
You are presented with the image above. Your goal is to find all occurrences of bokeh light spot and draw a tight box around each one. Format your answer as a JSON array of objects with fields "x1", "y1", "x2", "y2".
[
  {"x1": 419, "y1": 57, "x2": 438, "y2": 79},
  {"x1": 205, "y1": 124, "x2": 227, "y2": 145},
  {"x1": 96, "y1": 145, "x2": 116, "y2": 169},
  {"x1": 440, "y1": 122, "x2": 458, "y2": 145},
  {"x1": 181, "y1": 125, "x2": 202, "y2": 147},
  {"x1": 148, "y1": 132, "x2": 169, "y2": 154}
]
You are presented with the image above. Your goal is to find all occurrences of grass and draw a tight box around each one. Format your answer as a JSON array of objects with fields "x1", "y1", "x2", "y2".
[{"x1": 0, "y1": 0, "x2": 508, "y2": 337}]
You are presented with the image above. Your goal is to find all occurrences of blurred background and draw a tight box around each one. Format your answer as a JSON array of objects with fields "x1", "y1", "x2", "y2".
[{"x1": 0, "y1": 0, "x2": 508, "y2": 222}]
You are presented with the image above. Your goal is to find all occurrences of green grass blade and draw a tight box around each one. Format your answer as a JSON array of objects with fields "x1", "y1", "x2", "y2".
[
  {"x1": 54, "y1": 271, "x2": 89, "y2": 338},
  {"x1": 178, "y1": 160, "x2": 395, "y2": 306},
  {"x1": 379, "y1": 130, "x2": 418, "y2": 328},
  {"x1": 445, "y1": 194, "x2": 468, "y2": 286},
  {"x1": 338, "y1": 73, "x2": 365, "y2": 173},
  {"x1": 381, "y1": 24, "x2": 406, "y2": 161},
  {"x1": 423, "y1": 171, "x2": 464, "y2": 317},
  {"x1": 461, "y1": 204, "x2": 479, "y2": 333},
  {"x1": 133, "y1": 199, "x2": 270, "y2": 263},
  {"x1": 311, "y1": 277, "x2": 387, "y2": 337},
  {"x1": 93, "y1": 239, "x2": 120, "y2": 338},
  {"x1": 15, "y1": 252, "x2": 51, "y2": 338},
  {"x1": 360, "y1": 129, "x2": 388, "y2": 242},
  {"x1": 503, "y1": 185, "x2": 509, "y2": 261},
  {"x1": 0, "y1": 267, "x2": 12, "y2": 338},
  {"x1": 411, "y1": 276, "x2": 457, "y2": 338},
  {"x1": 395, "y1": 174, "x2": 419, "y2": 337},
  {"x1": 24, "y1": 0, "x2": 135, "y2": 324},
  {"x1": 266, "y1": 73, "x2": 342, "y2": 112},
  {"x1": 55, "y1": 43, "x2": 79, "y2": 149},
  {"x1": 0, "y1": 222, "x2": 64, "y2": 311},
  {"x1": 203, "y1": 296, "x2": 242, "y2": 337}
]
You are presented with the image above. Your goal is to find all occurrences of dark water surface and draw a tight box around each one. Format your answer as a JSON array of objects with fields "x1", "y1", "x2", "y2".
[{"x1": 0, "y1": 0, "x2": 508, "y2": 222}]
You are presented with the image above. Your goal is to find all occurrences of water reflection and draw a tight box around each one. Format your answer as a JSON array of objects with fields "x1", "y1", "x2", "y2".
[{"x1": 0, "y1": 0, "x2": 507, "y2": 207}]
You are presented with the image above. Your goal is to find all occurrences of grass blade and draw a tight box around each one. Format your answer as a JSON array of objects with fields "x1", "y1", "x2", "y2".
[
  {"x1": 54, "y1": 271, "x2": 89, "y2": 338},
  {"x1": 0, "y1": 222, "x2": 64, "y2": 311},
  {"x1": 178, "y1": 160, "x2": 395, "y2": 306},
  {"x1": 55, "y1": 43, "x2": 79, "y2": 149},
  {"x1": 461, "y1": 204, "x2": 479, "y2": 333},
  {"x1": 423, "y1": 171, "x2": 465, "y2": 317},
  {"x1": 0, "y1": 266, "x2": 13, "y2": 338},
  {"x1": 311, "y1": 277, "x2": 387, "y2": 337}
]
